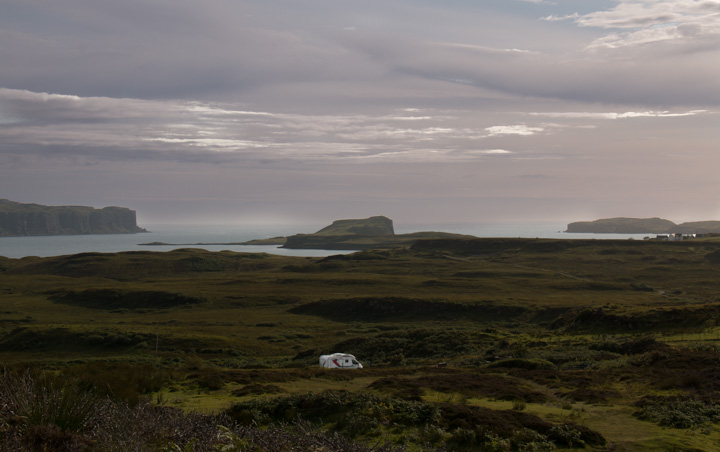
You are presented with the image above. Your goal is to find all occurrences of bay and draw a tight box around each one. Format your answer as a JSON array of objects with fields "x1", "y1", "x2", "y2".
[{"x1": 0, "y1": 222, "x2": 651, "y2": 259}]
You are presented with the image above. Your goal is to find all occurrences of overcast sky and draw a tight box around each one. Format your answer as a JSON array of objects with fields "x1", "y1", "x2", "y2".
[{"x1": 1, "y1": 0, "x2": 718, "y2": 225}]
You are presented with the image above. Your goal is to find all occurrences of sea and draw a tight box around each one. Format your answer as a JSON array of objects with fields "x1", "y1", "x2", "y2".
[{"x1": 0, "y1": 222, "x2": 652, "y2": 259}]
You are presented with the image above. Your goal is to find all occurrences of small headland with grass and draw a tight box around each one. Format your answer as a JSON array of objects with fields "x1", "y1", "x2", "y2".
[{"x1": 4, "y1": 235, "x2": 720, "y2": 449}]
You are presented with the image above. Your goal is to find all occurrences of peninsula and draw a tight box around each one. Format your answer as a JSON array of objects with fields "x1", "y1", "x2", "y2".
[
  {"x1": 566, "y1": 217, "x2": 720, "y2": 234},
  {"x1": 140, "y1": 216, "x2": 475, "y2": 250},
  {"x1": 0, "y1": 199, "x2": 147, "y2": 236}
]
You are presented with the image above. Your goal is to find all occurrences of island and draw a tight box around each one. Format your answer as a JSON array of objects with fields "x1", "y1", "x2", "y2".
[
  {"x1": 566, "y1": 217, "x2": 720, "y2": 234},
  {"x1": 140, "y1": 215, "x2": 475, "y2": 250},
  {"x1": 0, "y1": 199, "x2": 147, "y2": 236}
]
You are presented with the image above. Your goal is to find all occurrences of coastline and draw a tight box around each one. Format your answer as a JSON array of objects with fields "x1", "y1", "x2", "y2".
[{"x1": 0, "y1": 222, "x2": 653, "y2": 259}]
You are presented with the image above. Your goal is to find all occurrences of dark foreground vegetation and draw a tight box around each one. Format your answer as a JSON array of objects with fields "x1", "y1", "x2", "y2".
[{"x1": 3, "y1": 236, "x2": 720, "y2": 450}]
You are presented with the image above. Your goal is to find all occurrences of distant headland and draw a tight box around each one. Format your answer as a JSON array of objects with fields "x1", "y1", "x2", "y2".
[
  {"x1": 566, "y1": 217, "x2": 720, "y2": 234},
  {"x1": 0, "y1": 199, "x2": 147, "y2": 237},
  {"x1": 141, "y1": 215, "x2": 474, "y2": 250}
]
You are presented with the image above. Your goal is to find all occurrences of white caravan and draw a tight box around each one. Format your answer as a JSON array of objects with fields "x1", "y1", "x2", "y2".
[{"x1": 319, "y1": 353, "x2": 363, "y2": 369}]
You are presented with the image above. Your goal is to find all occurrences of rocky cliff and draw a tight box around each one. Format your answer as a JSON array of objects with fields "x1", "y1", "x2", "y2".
[
  {"x1": 566, "y1": 217, "x2": 720, "y2": 234},
  {"x1": 566, "y1": 217, "x2": 676, "y2": 234},
  {"x1": 0, "y1": 199, "x2": 147, "y2": 236}
]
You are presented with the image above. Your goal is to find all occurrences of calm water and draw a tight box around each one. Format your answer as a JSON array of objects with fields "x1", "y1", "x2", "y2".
[{"x1": 0, "y1": 222, "x2": 651, "y2": 259}]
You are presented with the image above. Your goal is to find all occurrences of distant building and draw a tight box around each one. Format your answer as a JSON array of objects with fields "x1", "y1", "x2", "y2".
[{"x1": 657, "y1": 233, "x2": 696, "y2": 241}]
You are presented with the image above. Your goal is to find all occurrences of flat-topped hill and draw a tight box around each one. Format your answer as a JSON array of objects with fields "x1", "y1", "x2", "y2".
[
  {"x1": 140, "y1": 216, "x2": 470, "y2": 250},
  {"x1": 282, "y1": 216, "x2": 472, "y2": 249},
  {"x1": 566, "y1": 217, "x2": 675, "y2": 233},
  {"x1": 566, "y1": 217, "x2": 720, "y2": 234},
  {"x1": 0, "y1": 199, "x2": 146, "y2": 236},
  {"x1": 312, "y1": 215, "x2": 394, "y2": 236}
]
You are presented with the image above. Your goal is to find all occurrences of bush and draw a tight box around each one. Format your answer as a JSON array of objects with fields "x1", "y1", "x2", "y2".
[
  {"x1": 60, "y1": 362, "x2": 173, "y2": 406},
  {"x1": 0, "y1": 371, "x2": 106, "y2": 433},
  {"x1": 318, "y1": 328, "x2": 494, "y2": 365},
  {"x1": 226, "y1": 390, "x2": 441, "y2": 438},
  {"x1": 447, "y1": 427, "x2": 556, "y2": 451},
  {"x1": 0, "y1": 374, "x2": 400, "y2": 452},
  {"x1": 487, "y1": 358, "x2": 557, "y2": 371},
  {"x1": 512, "y1": 399, "x2": 527, "y2": 411},
  {"x1": 635, "y1": 398, "x2": 720, "y2": 428},
  {"x1": 590, "y1": 336, "x2": 666, "y2": 355}
]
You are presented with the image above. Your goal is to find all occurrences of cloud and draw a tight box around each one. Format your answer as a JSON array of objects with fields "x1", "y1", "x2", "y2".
[
  {"x1": 1, "y1": 1, "x2": 719, "y2": 224},
  {"x1": 485, "y1": 125, "x2": 544, "y2": 136},
  {"x1": 0, "y1": 88, "x2": 538, "y2": 165},
  {"x1": 2, "y1": 1, "x2": 719, "y2": 110},
  {"x1": 545, "y1": 0, "x2": 720, "y2": 49},
  {"x1": 469, "y1": 149, "x2": 513, "y2": 155},
  {"x1": 333, "y1": 22, "x2": 719, "y2": 107},
  {"x1": 529, "y1": 109, "x2": 710, "y2": 119}
]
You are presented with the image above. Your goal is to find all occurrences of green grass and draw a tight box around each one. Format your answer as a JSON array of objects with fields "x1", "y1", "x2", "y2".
[{"x1": 3, "y1": 238, "x2": 720, "y2": 449}]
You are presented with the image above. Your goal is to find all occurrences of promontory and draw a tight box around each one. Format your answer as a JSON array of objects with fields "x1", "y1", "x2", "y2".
[
  {"x1": 140, "y1": 215, "x2": 475, "y2": 250},
  {"x1": 566, "y1": 217, "x2": 720, "y2": 234},
  {"x1": 0, "y1": 199, "x2": 147, "y2": 236},
  {"x1": 275, "y1": 215, "x2": 476, "y2": 250}
]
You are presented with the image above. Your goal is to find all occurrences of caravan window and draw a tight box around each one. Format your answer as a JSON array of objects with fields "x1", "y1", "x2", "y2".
[{"x1": 352, "y1": 360, "x2": 359, "y2": 365}]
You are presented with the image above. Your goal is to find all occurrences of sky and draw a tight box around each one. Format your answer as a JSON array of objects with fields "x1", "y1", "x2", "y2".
[{"x1": 1, "y1": 0, "x2": 719, "y2": 226}]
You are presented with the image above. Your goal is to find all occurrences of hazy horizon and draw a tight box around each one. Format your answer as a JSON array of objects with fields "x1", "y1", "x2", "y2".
[{"x1": 1, "y1": 1, "x2": 718, "y2": 225}]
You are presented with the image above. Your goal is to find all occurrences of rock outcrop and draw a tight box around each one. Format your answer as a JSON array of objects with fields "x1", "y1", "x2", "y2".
[{"x1": 0, "y1": 199, "x2": 147, "y2": 236}]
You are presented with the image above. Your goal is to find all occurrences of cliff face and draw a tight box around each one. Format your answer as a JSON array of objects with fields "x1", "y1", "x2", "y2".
[
  {"x1": 0, "y1": 199, "x2": 147, "y2": 236},
  {"x1": 566, "y1": 217, "x2": 676, "y2": 234},
  {"x1": 566, "y1": 217, "x2": 720, "y2": 234}
]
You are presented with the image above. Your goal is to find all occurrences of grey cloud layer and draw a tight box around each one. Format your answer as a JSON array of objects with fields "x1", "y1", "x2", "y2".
[
  {"x1": 0, "y1": 89, "x2": 530, "y2": 164},
  {"x1": 2, "y1": 1, "x2": 718, "y2": 107},
  {"x1": 1, "y1": 0, "x2": 719, "y2": 223},
  {"x1": 1, "y1": 88, "x2": 713, "y2": 168}
]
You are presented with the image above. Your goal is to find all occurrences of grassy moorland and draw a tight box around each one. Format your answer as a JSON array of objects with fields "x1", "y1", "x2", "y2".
[{"x1": 2, "y1": 237, "x2": 720, "y2": 450}]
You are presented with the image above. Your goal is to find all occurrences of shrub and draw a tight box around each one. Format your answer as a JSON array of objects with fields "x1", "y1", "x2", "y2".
[
  {"x1": 60, "y1": 362, "x2": 173, "y2": 406},
  {"x1": 590, "y1": 336, "x2": 666, "y2": 355},
  {"x1": 321, "y1": 328, "x2": 493, "y2": 366},
  {"x1": 0, "y1": 371, "x2": 106, "y2": 432},
  {"x1": 447, "y1": 427, "x2": 557, "y2": 451},
  {"x1": 225, "y1": 390, "x2": 441, "y2": 437},
  {"x1": 513, "y1": 399, "x2": 527, "y2": 411},
  {"x1": 548, "y1": 424, "x2": 584, "y2": 447},
  {"x1": 635, "y1": 398, "x2": 720, "y2": 428},
  {"x1": 487, "y1": 358, "x2": 557, "y2": 371}
]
